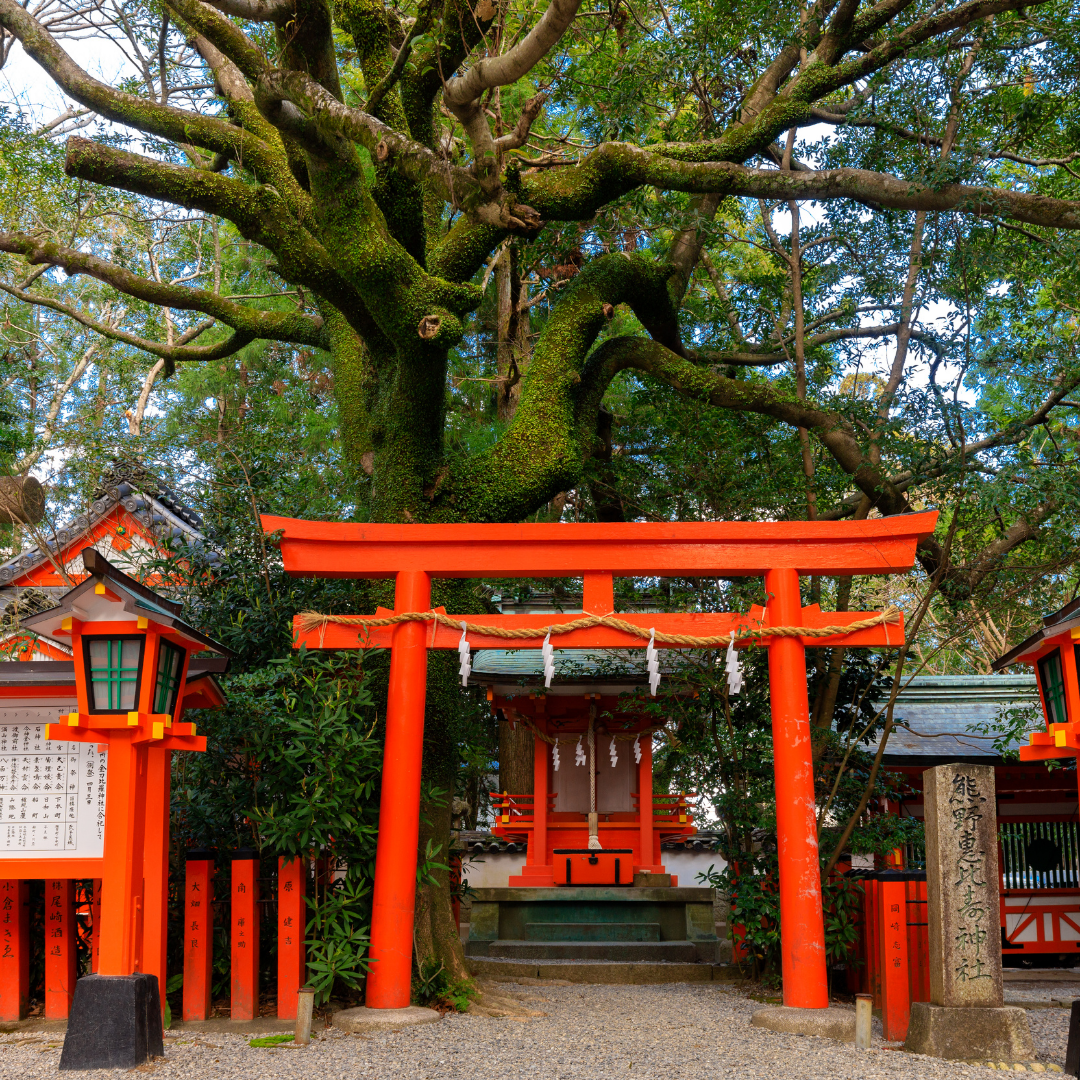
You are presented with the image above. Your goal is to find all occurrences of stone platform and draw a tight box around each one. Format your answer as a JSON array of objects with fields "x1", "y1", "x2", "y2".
[{"x1": 465, "y1": 886, "x2": 720, "y2": 963}]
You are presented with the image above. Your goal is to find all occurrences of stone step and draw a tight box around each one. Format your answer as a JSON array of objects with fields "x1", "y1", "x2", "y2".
[
  {"x1": 467, "y1": 957, "x2": 746, "y2": 985},
  {"x1": 523, "y1": 922, "x2": 661, "y2": 942},
  {"x1": 486, "y1": 940, "x2": 699, "y2": 962}
]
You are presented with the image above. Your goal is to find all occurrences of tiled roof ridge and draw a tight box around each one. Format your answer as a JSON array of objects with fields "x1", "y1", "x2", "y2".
[{"x1": 0, "y1": 459, "x2": 219, "y2": 584}]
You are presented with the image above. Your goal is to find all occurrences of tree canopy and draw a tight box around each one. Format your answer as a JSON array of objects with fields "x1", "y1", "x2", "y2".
[{"x1": 0, "y1": 0, "x2": 1077, "y2": 601}]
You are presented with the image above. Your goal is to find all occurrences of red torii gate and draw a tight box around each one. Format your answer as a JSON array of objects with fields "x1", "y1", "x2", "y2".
[{"x1": 265, "y1": 513, "x2": 938, "y2": 1011}]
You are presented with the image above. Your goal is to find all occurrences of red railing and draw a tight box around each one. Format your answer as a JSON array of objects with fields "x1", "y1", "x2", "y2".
[{"x1": 488, "y1": 792, "x2": 556, "y2": 826}]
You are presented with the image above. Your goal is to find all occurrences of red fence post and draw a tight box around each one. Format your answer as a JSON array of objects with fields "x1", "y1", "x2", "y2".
[
  {"x1": 90, "y1": 878, "x2": 102, "y2": 973},
  {"x1": 231, "y1": 852, "x2": 260, "y2": 1021},
  {"x1": 879, "y1": 878, "x2": 911, "y2": 1041},
  {"x1": 0, "y1": 880, "x2": 28, "y2": 1021},
  {"x1": 183, "y1": 851, "x2": 215, "y2": 1022},
  {"x1": 277, "y1": 856, "x2": 306, "y2": 1021},
  {"x1": 44, "y1": 879, "x2": 76, "y2": 1019},
  {"x1": 865, "y1": 878, "x2": 881, "y2": 1006},
  {"x1": 907, "y1": 878, "x2": 930, "y2": 1004}
]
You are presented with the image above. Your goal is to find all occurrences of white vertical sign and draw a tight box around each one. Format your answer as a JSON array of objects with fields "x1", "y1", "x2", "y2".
[{"x1": 0, "y1": 704, "x2": 108, "y2": 858}]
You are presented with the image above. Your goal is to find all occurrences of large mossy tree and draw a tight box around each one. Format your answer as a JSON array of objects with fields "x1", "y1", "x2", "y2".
[{"x1": 4, "y1": 0, "x2": 1080, "y2": 985}]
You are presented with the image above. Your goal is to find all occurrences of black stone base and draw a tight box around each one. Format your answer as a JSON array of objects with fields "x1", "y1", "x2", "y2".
[{"x1": 59, "y1": 974, "x2": 164, "y2": 1071}]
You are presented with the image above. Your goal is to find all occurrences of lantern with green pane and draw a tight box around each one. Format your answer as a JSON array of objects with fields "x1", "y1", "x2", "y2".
[{"x1": 992, "y1": 597, "x2": 1080, "y2": 757}]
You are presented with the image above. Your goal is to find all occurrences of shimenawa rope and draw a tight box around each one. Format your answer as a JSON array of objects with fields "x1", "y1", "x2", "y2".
[{"x1": 298, "y1": 605, "x2": 902, "y2": 649}]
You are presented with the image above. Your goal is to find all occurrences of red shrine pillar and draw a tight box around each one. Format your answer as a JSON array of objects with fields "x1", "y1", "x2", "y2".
[
  {"x1": 366, "y1": 570, "x2": 431, "y2": 1009},
  {"x1": 765, "y1": 567, "x2": 828, "y2": 1009},
  {"x1": 532, "y1": 734, "x2": 548, "y2": 869}
]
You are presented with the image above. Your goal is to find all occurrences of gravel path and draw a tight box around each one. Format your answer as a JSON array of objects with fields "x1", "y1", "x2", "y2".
[{"x1": 0, "y1": 982, "x2": 1071, "y2": 1080}]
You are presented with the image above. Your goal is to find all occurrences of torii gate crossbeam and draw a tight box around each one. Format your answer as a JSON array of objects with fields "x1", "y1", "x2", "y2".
[{"x1": 264, "y1": 513, "x2": 938, "y2": 1011}]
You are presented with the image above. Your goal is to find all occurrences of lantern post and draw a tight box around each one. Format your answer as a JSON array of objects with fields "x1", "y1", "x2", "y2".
[{"x1": 15, "y1": 548, "x2": 231, "y2": 1070}]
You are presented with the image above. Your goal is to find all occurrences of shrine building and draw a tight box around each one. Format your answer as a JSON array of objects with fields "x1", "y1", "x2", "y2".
[{"x1": 0, "y1": 460, "x2": 218, "y2": 661}]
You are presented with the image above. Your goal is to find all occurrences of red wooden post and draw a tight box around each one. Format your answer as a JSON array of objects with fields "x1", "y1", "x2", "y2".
[
  {"x1": 532, "y1": 733, "x2": 548, "y2": 865},
  {"x1": 366, "y1": 570, "x2": 431, "y2": 1009},
  {"x1": 142, "y1": 747, "x2": 172, "y2": 1018},
  {"x1": 90, "y1": 877, "x2": 102, "y2": 973},
  {"x1": 183, "y1": 852, "x2": 215, "y2": 1022},
  {"x1": 277, "y1": 856, "x2": 306, "y2": 1021},
  {"x1": 764, "y1": 567, "x2": 828, "y2": 1010},
  {"x1": 0, "y1": 880, "x2": 28, "y2": 1021},
  {"x1": 637, "y1": 734, "x2": 656, "y2": 871},
  {"x1": 908, "y1": 879, "x2": 930, "y2": 1004},
  {"x1": 97, "y1": 735, "x2": 150, "y2": 976},
  {"x1": 866, "y1": 878, "x2": 881, "y2": 1005},
  {"x1": 45, "y1": 879, "x2": 76, "y2": 1019},
  {"x1": 230, "y1": 853, "x2": 260, "y2": 1021},
  {"x1": 879, "y1": 878, "x2": 911, "y2": 1040}
]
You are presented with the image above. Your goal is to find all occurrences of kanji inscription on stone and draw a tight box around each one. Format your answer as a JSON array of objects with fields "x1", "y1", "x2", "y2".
[
  {"x1": 923, "y1": 763, "x2": 1003, "y2": 1007},
  {"x1": 0, "y1": 708, "x2": 107, "y2": 858}
]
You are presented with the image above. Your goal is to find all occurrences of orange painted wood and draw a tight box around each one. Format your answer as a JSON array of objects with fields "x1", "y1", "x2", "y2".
[
  {"x1": 44, "y1": 879, "x2": 76, "y2": 1019},
  {"x1": 293, "y1": 607, "x2": 906, "y2": 652},
  {"x1": 0, "y1": 686, "x2": 79, "y2": 700},
  {"x1": 879, "y1": 880, "x2": 911, "y2": 1040},
  {"x1": 142, "y1": 747, "x2": 171, "y2": 1018},
  {"x1": 276, "y1": 856, "x2": 306, "y2": 1021},
  {"x1": 582, "y1": 572, "x2": 614, "y2": 614},
  {"x1": 531, "y1": 736, "x2": 548, "y2": 867},
  {"x1": 865, "y1": 879, "x2": 881, "y2": 1006},
  {"x1": 265, "y1": 513, "x2": 939, "y2": 578},
  {"x1": 0, "y1": 880, "x2": 28, "y2": 1020},
  {"x1": 230, "y1": 857, "x2": 260, "y2": 1021},
  {"x1": 91, "y1": 878, "x2": 101, "y2": 972},
  {"x1": 0, "y1": 860, "x2": 105, "y2": 879},
  {"x1": 907, "y1": 880, "x2": 930, "y2": 1005},
  {"x1": 183, "y1": 856, "x2": 214, "y2": 1022},
  {"x1": 96, "y1": 735, "x2": 148, "y2": 976},
  {"x1": 366, "y1": 571, "x2": 431, "y2": 1009},
  {"x1": 765, "y1": 568, "x2": 828, "y2": 1010}
]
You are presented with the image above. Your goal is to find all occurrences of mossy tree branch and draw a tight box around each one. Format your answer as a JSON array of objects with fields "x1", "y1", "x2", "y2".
[{"x1": 0, "y1": 231, "x2": 329, "y2": 349}]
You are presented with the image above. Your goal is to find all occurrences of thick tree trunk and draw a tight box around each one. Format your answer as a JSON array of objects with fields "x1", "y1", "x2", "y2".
[
  {"x1": 498, "y1": 718, "x2": 533, "y2": 797},
  {"x1": 414, "y1": 781, "x2": 470, "y2": 983}
]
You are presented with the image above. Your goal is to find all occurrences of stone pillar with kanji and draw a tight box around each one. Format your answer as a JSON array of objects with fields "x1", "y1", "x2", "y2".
[{"x1": 905, "y1": 764, "x2": 1035, "y2": 1062}]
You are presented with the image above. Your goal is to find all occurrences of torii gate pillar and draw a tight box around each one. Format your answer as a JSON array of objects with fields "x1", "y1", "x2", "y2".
[
  {"x1": 367, "y1": 570, "x2": 431, "y2": 1008},
  {"x1": 267, "y1": 513, "x2": 937, "y2": 1012},
  {"x1": 766, "y1": 567, "x2": 827, "y2": 1006}
]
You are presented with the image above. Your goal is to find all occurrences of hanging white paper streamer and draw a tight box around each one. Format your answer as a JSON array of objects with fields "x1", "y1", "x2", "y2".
[
  {"x1": 609, "y1": 736, "x2": 618, "y2": 767},
  {"x1": 726, "y1": 639, "x2": 744, "y2": 695},
  {"x1": 552, "y1": 741, "x2": 560, "y2": 772},
  {"x1": 633, "y1": 734, "x2": 642, "y2": 764},
  {"x1": 575, "y1": 735, "x2": 586, "y2": 767},
  {"x1": 542, "y1": 630, "x2": 555, "y2": 688},
  {"x1": 457, "y1": 622, "x2": 471, "y2": 687},
  {"x1": 646, "y1": 628, "x2": 660, "y2": 696}
]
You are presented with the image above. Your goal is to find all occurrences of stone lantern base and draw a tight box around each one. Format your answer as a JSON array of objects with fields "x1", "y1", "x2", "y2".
[
  {"x1": 903, "y1": 1002, "x2": 1036, "y2": 1062},
  {"x1": 59, "y1": 973, "x2": 164, "y2": 1070}
]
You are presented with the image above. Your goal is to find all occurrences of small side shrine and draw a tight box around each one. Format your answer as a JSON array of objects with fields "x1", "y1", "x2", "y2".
[
  {"x1": 464, "y1": 653, "x2": 718, "y2": 964},
  {"x1": 0, "y1": 548, "x2": 229, "y2": 1069},
  {"x1": 479, "y1": 666, "x2": 693, "y2": 887}
]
